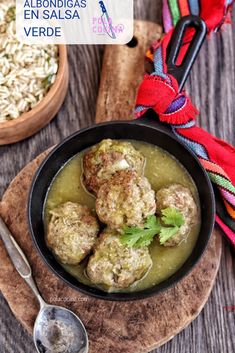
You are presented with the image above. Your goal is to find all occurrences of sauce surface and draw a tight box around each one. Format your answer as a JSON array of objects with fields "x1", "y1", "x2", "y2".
[{"x1": 44, "y1": 140, "x2": 201, "y2": 293}]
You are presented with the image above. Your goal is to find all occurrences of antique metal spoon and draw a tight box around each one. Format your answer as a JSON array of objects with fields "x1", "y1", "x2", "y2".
[{"x1": 0, "y1": 216, "x2": 89, "y2": 353}]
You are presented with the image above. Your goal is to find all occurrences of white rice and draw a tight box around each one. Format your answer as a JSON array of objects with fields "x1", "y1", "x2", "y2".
[{"x1": 0, "y1": 1, "x2": 59, "y2": 122}]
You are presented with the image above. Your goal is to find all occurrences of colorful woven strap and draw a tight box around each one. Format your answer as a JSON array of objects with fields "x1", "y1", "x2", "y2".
[{"x1": 135, "y1": 0, "x2": 235, "y2": 246}]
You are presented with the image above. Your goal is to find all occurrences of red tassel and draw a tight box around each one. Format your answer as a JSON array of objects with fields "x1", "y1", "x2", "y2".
[
  {"x1": 159, "y1": 97, "x2": 199, "y2": 125},
  {"x1": 136, "y1": 74, "x2": 179, "y2": 113}
]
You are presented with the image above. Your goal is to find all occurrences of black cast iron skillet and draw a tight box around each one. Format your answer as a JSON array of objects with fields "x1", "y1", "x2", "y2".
[{"x1": 28, "y1": 16, "x2": 215, "y2": 301}]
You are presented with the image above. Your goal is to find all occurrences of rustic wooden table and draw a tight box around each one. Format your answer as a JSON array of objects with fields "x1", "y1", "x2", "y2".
[{"x1": 0, "y1": 1, "x2": 234, "y2": 352}]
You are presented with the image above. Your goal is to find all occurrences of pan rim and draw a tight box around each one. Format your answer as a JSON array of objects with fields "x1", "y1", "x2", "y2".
[{"x1": 28, "y1": 120, "x2": 215, "y2": 301}]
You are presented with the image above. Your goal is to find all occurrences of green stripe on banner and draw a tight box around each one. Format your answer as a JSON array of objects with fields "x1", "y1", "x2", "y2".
[
  {"x1": 209, "y1": 173, "x2": 235, "y2": 194},
  {"x1": 168, "y1": 0, "x2": 181, "y2": 25}
]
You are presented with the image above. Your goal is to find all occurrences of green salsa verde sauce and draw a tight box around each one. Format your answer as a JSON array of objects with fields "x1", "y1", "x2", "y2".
[{"x1": 44, "y1": 140, "x2": 201, "y2": 293}]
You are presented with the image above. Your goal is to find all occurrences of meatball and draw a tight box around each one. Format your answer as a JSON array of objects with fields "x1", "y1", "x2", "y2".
[
  {"x1": 96, "y1": 170, "x2": 156, "y2": 230},
  {"x1": 83, "y1": 139, "x2": 145, "y2": 195},
  {"x1": 87, "y1": 229, "x2": 152, "y2": 289},
  {"x1": 47, "y1": 202, "x2": 99, "y2": 265},
  {"x1": 156, "y1": 184, "x2": 199, "y2": 246}
]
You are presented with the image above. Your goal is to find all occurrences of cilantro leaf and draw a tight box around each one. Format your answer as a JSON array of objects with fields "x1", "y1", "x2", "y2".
[
  {"x1": 120, "y1": 215, "x2": 161, "y2": 248},
  {"x1": 159, "y1": 207, "x2": 185, "y2": 245},
  {"x1": 120, "y1": 208, "x2": 185, "y2": 248},
  {"x1": 161, "y1": 207, "x2": 184, "y2": 227},
  {"x1": 159, "y1": 226, "x2": 179, "y2": 245}
]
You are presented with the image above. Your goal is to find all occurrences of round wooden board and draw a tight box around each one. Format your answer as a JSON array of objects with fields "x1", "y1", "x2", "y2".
[{"x1": 0, "y1": 150, "x2": 222, "y2": 353}]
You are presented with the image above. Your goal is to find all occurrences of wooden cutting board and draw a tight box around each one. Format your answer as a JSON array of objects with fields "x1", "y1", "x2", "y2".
[{"x1": 0, "y1": 21, "x2": 222, "y2": 353}]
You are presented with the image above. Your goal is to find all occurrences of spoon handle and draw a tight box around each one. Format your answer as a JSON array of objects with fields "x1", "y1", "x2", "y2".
[{"x1": 0, "y1": 216, "x2": 46, "y2": 308}]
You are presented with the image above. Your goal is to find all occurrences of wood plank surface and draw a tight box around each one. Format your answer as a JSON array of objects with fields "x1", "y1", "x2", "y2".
[{"x1": 0, "y1": 1, "x2": 234, "y2": 352}]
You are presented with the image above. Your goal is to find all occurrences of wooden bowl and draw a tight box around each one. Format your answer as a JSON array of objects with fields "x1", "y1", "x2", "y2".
[{"x1": 0, "y1": 45, "x2": 69, "y2": 145}]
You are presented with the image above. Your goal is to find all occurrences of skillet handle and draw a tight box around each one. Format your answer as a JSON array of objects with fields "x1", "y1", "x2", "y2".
[
  {"x1": 166, "y1": 15, "x2": 207, "y2": 91},
  {"x1": 138, "y1": 15, "x2": 207, "y2": 128}
]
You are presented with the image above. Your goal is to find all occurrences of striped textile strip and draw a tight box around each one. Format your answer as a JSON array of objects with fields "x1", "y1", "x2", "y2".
[
  {"x1": 168, "y1": 0, "x2": 181, "y2": 26},
  {"x1": 216, "y1": 215, "x2": 235, "y2": 245},
  {"x1": 171, "y1": 122, "x2": 209, "y2": 159},
  {"x1": 173, "y1": 125, "x2": 235, "y2": 220},
  {"x1": 224, "y1": 201, "x2": 235, "y2": 218},
  {"x1": 172, "y1": 123, "x2": 235, "y2": 220},
  {"x1": 221, "y1": 190, "x2": 235, "y2": 207},
  {"x1": 153, "y1": 47, "x2": 169, "y2": 80},
  {"x1": 178, "y1": 0, "x2": 191, "y2": 16},
  {"x1": 165, "y1": 0, "x2": 200, "y2": 24},
  {"x1": 163, "y1": 0, "x2": 173, "y2": 32},
  {"x1": 200, "y1": 158, "x2": 229, "y2": 179},
  {"x1": 174, "y1": 128, "x2": 235, "y2": 220},
  {"x1": 188, "y1": 0, "x2": 200, "y2": 15},
  {"x1": 208, "y1": 174, "x2": 235, "y2": 206},
  {"x1": 207, "y1": 173, "x2": 235, "y2": 196}
]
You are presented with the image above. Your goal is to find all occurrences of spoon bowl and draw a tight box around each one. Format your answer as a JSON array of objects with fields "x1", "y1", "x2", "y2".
[{"x1": 34, "y1": 305, "x2": 88, "y2": 353}]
